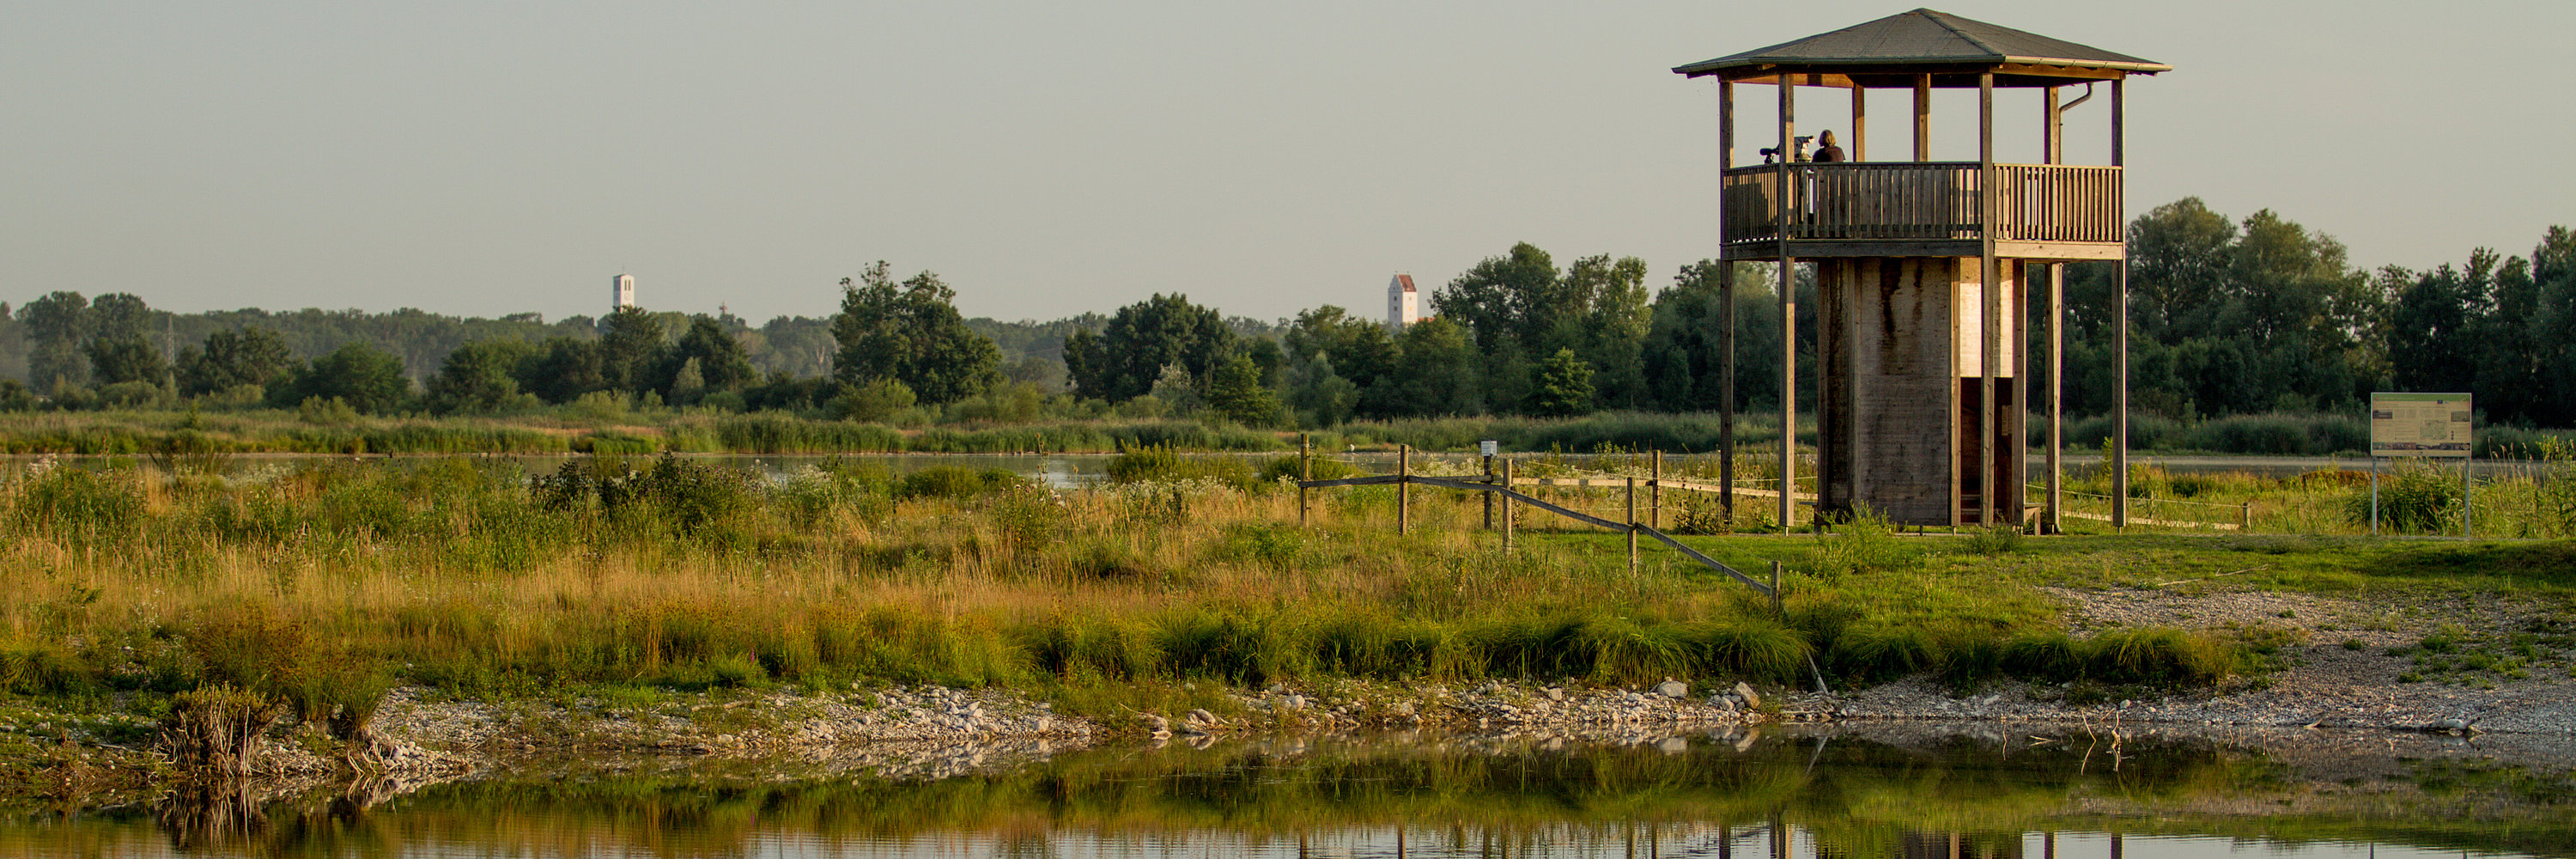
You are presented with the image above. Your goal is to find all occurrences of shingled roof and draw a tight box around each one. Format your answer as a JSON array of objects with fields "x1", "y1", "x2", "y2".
[{"x1": 1674, "y1": 9, "x2": 2168, "y2": 82}]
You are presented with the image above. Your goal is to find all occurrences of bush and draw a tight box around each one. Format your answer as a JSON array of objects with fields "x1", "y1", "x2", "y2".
[
  {"x1": 1808, "y1": 504, "x2": 1906, "y2": 577},
  {"x1": 14, "y1": 467, "x2": 143, "y2": 544},
  {"x1": 2084, "y1": 628, "x2": 2229, "y2": 687},
  {"x1": 896, "y1": 466, "x2": 1026, "y2": 500},
  {"x1": 1107, "y1": 447, "x2": 1258, "y2": 490},
  {"x1": 2179, "y1": 412, "x2": 2367, "y2": 455},
  {"x1": 2345, "y1": 460, "x2": 2463, "y2": 533},
  {"x1": 1256, "y1": 454, "x2": 1358, "y2": 484}
]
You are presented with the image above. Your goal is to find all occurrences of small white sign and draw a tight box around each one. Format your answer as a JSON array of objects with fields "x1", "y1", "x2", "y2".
[
  {"x1": 1479, "y1": 440, "x2": 1499, "y2": 458},
  {"x1": 2370, "y1": 393, "x2": 2472, "y2": 458}
]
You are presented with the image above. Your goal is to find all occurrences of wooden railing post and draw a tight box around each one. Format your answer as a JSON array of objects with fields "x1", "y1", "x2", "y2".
[
  {"x1": 1499, "y1": 458, "x2": 1515, "y2": 552},
  {"x1": 1397, "y1": 443, "x2": 1410, "y2": 536}
]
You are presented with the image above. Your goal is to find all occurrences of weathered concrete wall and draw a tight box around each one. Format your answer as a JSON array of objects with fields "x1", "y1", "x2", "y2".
[{"x1": 1819, "y1": 258, "x2": 1959, "y2": 525}]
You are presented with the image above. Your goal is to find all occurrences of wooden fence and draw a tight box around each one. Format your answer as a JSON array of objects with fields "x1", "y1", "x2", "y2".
[{"x1": 1295, "y1": 445, "x2": 1781, "y2": 601}]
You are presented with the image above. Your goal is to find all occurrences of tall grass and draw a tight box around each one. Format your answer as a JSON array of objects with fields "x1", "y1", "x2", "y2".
[
  {"x1": 0, "y1": 454, "x2": 2254, "y2": 717},
  {"x1": 0, "y1": 410, "x2": 1287, "y2": 456}
]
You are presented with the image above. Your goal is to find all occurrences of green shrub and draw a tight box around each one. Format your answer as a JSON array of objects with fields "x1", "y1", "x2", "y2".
[
  {"x1": 0, "y1": 639, "x2": 88, "y2": 694},
  {"x1": 2345, "y1": 460, "x2": 2463, "y2": 533},
  {"x1": 1808, "y1": 504, "x2": 1906, "y2": 576},
  {"x1": 1107, "y1": 447, "x2": 1258, "y2": 490},
  {"x1": 14, "y1": 467, "x2": 143, "y2": 544},
  {"x1": 1256, "y1": 454, "x2": 1358, "y2": 484},
  {"x1": 2084, "y1": 628, "x2": 2228, "y2": 688},
  {"x1": 896, "y1": 466, "x2": 1026, "y2": 500},
  {"x1": 1965, "y1": 524, "x2": 2025, "y2": 556}
]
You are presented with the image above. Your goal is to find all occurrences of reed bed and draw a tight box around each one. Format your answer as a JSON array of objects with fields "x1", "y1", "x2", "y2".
[{"x1": 0, "y1": 411, "x2": 1287, "y2": 456}]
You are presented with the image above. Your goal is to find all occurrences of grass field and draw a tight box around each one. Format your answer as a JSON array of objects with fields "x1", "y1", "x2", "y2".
[{"x1": 1, "y1": 448, "x2": 2567, "y2": 751}]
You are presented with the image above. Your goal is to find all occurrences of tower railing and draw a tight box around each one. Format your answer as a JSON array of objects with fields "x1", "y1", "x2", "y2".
[{"x1": 1721, "y1": 162, "x2": 2121, "y2": 247}]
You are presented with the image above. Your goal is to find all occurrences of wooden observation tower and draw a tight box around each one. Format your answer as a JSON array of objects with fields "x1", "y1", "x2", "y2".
[{"x1": 1674, "y1": 9, "x2": 2166, "y2": 529}]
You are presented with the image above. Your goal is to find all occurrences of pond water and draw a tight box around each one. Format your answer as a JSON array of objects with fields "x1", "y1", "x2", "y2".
[{"x1": 8, "y1": 730, "x2": 2568, "y2": 857}]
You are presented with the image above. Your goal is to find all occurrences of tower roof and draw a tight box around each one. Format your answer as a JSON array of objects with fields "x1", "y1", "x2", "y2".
[{"x1": 1674, "y1": 9, "x2": 2168, "y2": 87}]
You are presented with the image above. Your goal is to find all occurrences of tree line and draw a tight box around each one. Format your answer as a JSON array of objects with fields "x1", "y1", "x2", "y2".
[{"x1": 4, "y1": 198, "x2": 2569, "y2": 430}]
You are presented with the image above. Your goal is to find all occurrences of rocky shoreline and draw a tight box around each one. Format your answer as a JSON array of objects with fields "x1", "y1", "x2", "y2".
[{"x1": 12, "y1": 583, "x2": 2571, "y2": 808}]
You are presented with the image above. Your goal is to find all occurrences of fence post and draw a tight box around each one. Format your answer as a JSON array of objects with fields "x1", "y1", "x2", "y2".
[
  {"x1": 1482, "y1": 451, "x2": 1495, "y2": 531},
  {"x1": 1769, "y1": 560, "x2": 1783, "y2": 617},
  {"x1": 1500, "y1": 458, "x2": 1515, "y2": 552},
  {"x1": 1397, "y1": 444, "x2": 1411, "y2": 537},
  {"x1": 2239, "y1": 501, "x2": 2250, "y2": 533},
  {"x1": 1626, "y1": 477, "x2": 1639, "y2": 573},
  {"x1": 1649, "y1": 450, "x2": 1663, "y2": 531},
  {"x1": 1298, "y1": 433, "x2": 1310, "y2": 527}
]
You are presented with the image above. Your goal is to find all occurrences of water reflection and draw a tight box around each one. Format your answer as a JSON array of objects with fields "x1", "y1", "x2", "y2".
[{"x1": 7, "y1": 730, "x2": 2568, "y2": 857}]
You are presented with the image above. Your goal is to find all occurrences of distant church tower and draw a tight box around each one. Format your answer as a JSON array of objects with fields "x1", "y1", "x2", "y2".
[
  {"x1": 1387, "y1": 273, "x2": 1419, "y2": 330},
  {"x1": 611, "y1": 273, "x2": 636, "y2": 312}
]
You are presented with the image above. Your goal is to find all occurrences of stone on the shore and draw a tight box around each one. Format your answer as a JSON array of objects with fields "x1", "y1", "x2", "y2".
[
  {"x1": 1733, "y1": 682, "x2": 1761, "y2": 710},
  {"x1": 1543, "y1": 687, "x2": 1565, "y2": 702},
  {"x1": 1655, "y1": 680, "x2": 1688, "y2": 699}
]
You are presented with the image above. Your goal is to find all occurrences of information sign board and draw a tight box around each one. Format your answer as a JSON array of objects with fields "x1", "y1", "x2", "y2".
[{"x1": 2370, "y1": 393, "x2": 2471, "y2": 458}]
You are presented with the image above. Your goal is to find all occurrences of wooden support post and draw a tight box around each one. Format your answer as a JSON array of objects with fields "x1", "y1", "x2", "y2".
[
  {"x1": 1912, "y1": 74, "x2": 1931, "y2": 161},
  {"x1": 2047, "y1": 263, "x2": 2064, "y2": 534},
  {"x1": 1777, "y1": 77, "x2": 1797, "y2": 532},
  {"x1": 2241, "y1": 502, "x2": 2252, "y2": 532},
  {"x1": 1649, "y1": 449, "x2": 1663, "y2": 530},
  {"x1": 1978, "y1": 70, "x2": 1997, "y2": 528},
  {"x1": 1720, "y1": 264, "x2": 1737, "y2": 521},
  {"x1": 1626, "y1": 477, "x2": 1638, "y2": 573},
  {"x1": 2111, "y1": 78, "x2": 2129, "y2": 528},
  {"x1": 1850, "y1": 85, "x2": 1866, "y2": 161},
  {"x1": 1717, "y1": 81, "x2": 1737, "y2": 523},
  {"x1": 2014, "y1": 259, "x2": 2031, "y2": 532},
  {"x1": 1398, "y1": 443, "x2": 1411, "y2": 536},
  {"x1": 1298, "y1": 433, "x2": 1311, "y2": 527},
  {"x1": 1500, "y1": 458, "x2": 1515, "y2": 551},
  {"x1": 2043, "y1": 85, "x2": 2060, "y2": 168}
]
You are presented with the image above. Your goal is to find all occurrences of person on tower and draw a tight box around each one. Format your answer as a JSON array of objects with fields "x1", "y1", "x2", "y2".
[{"x1": 1811, "y1": 129, "x2": 1847, "y2": 162}]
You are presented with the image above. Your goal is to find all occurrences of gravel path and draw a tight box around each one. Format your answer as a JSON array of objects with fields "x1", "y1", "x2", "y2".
[{"x1": 1797, "y1": 583, "x2": 2576, "y2": 736}]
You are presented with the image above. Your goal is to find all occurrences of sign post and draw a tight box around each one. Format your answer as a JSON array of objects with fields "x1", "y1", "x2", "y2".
[{"x1": 2368, "y1": 393, "x2": 2474, "y2": 536}]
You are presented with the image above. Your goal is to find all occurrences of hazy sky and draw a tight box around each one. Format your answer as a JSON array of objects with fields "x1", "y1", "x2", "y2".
[{"x1": 6, "y1": 1, "x2": 2571, "y2": 325}]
